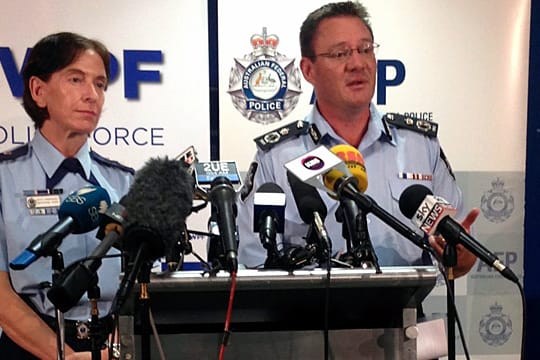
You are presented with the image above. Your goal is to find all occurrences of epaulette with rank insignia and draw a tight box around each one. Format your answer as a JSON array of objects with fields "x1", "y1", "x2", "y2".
[
  {"x1": 0, "y1": 144, "x2": 29, "y2": 162},
  {"x1": 254, "y1": 120, "x2": 310, "y2": 152},
  {"x1": 90, "y1": 151, "x2": 135, "y2": 175},
  {"x1": 382, "y1": 113, "x2": 438, "y2": 138}
]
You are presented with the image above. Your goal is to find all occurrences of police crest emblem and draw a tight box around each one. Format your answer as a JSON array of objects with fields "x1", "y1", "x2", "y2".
[
  {"x1": 228, "y1": 27, "x2": 302, "y2": 124},
  {"x1": 480, "y1": 177, "x2": 514, "y2": 223},
  {"x1": 479, "y1": 302, "x2": 512, "y2": 346}
]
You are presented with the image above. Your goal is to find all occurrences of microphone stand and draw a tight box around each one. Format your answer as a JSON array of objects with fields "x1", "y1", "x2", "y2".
[
  {"x1": 87, "y1": 279, "x2": 102, "y2": 360},
  {"x1": 335, "y1": 200, "x2": 357, "y2": 264},
  {"x1": 51, "y1": 251, "x2": 66, "y2": 360},
  {"x1": 442, "y1": 242, "x2": 458, "y2": 360},
  {"x1": 353, "y1": 210, "x2": 381, "y2": 273},
  {"x1": 138, "y1": 261, "x2": 152, "y2": 360},
  {"x1": 335, "y1": 200, "x2": 380, "y2": 272},
  {"x1": 259, "y1": 219, "x2": 281, "y2": 269},
  {"x1": 206, "y1": 213, "x2": 226, "y2": 274}
]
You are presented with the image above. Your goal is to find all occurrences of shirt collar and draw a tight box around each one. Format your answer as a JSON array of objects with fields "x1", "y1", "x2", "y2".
[
  {"x1": 31, "y1": 131, "x2": 92, "y2": 179},
  {"x1": 308, "y1": 102, "x2": 395, "y2": 149}
]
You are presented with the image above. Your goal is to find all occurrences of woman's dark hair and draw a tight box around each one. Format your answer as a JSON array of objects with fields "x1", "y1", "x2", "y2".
[
  {"x1": 22, "y1": 32, "x2": 110, "y2": 128},
  {"x1": 300, "y1": 1, "x2": 373, "y2": 59}
]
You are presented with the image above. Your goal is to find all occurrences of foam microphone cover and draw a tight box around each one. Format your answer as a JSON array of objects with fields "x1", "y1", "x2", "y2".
[{"x1": 121, "y1": 157, "x2": 194, "y2": 261}]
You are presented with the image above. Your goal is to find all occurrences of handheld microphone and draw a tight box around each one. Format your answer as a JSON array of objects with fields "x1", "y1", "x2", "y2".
[
  {"x1": 253, "y1": 183, "x2": 286, "y2": 257},
  {"x1": 208, "y1": 176, "x2": 239, "y2": 272},
  {"x1": 10, "y1": 186, "x2": 111, "y2": 270},
  {"x1": 287, "y1": 171, "x2": 332, "y2": 261},
  {"x1": 399, "y1": 184, "x2": 519, "y2": 283},
  {"x1": 47, "y1": 202, "x2": 126, "y2": 312}
]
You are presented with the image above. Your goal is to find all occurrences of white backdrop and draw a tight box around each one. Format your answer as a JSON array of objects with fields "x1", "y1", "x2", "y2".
[{"x1": 219, "y1": 0, "x2": 529, "y2": 173}]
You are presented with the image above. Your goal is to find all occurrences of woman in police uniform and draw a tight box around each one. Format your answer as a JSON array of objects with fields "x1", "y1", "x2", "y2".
[{"x1": 0, "y1": 32, "x2": 133, "y2": 360}]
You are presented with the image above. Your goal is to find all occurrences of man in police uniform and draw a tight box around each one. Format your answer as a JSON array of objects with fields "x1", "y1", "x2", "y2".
[
  {"x1": 0, "y1": 33, "x2": 133, "y2": 359},
  {"x1": 237, "y1": 1, "x2": 478, "y2": 277}
]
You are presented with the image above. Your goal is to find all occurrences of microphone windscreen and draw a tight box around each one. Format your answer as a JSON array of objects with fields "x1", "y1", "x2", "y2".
[
  {"x1": 57, "y1": 185, "x2": 111, "y2": 234},
  {"x1": 398, "y1": 184, "x2": 433, "y2": 219},
  {"x1": 326, "y1": 144, "x2": 368, "y2": 192},
  {"x1": 121, "y1": 157, "x2": 194, "y2": 260},
  {"x1": 287, "y1": 171, "x2": 327, "y2": 223}
]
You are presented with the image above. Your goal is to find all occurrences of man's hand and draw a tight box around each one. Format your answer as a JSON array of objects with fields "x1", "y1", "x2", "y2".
[{"x1": 428, "y1": 208, "x2": 480, "y2": 278}]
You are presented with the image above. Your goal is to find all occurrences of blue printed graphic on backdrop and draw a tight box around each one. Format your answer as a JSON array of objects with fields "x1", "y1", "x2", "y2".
[
  {"x1": 479, "y1": 302, "x2": 512, "y2": 346},
  {"x1": 481, "y1": 178, "x2": 514, "y2": 223},
  {"x1": 228, "y1": 27, "x2": 302, "y2": 125},
  {"x1": 0, "y1": 47, "x2": 162, "y2": 99}
]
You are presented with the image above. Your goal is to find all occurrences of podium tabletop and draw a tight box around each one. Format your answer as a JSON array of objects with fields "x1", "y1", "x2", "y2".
[{"x1": 146, "y1": 266, "x2": 438, "y2": 291}]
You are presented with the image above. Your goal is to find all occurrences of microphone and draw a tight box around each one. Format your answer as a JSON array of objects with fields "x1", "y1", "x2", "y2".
[
  {"x1": 47, "y1": 203, "x2": 126, "y2": 312},
  {"x1": 208, "y1": 176, "x2": 239, "y2": 272},
  {"x1": 324, "y1": 144, "x2": 368, "y2": 194},
  {"x1": 10, "y1": 186, "x2": 111, "y2": 270},
  {"x1": 110, "y1": 156, "x2": 194, "y2": 314},
  {"x1": 287, "y1": 171, "x2": 332, "y2": 262},
  {"x1": 326, "y1": 144, "x2": 380, "y2": 270},
  {"x1": 299, "y1": 146, "x2": 433, "y2": 255},
  {"x1": 399, "y1": 184, "x2": 519, "y2": 283},
  {"x1": 284, "y1": 145, "x2": 348, "y2": 195},
  {"x1": 327, "y1": 144, "x2": 366, "y2": 248},
  {"x1": 253, "y1": 183, "x2": 286, "y2": 260},
  {"x1": 120, "y1": 156, "x2": 194, "y2": 263}
]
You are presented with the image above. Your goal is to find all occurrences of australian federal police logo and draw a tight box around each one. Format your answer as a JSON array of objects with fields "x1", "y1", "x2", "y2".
[
  {"x1": 228, "y1": 27, "x2": 302, "y2": 125},
  {"x1": 479, "y1": 302, "x2": 512, "y2": 346},
  {"x1": 480, "y1": 177, "x2": 514, "y2": 223}
]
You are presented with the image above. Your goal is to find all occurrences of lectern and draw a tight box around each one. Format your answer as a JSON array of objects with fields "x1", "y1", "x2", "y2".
[{"x1": 119, "y1": 266, "x2": 437, "y2": 359}]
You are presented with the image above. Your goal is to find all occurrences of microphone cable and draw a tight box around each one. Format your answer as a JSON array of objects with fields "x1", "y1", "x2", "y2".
[
  {"x1": 517, "y1": 280, "x2": 526, "y2": 360},
  {"x1": 218, "y1": 270, "x2": 238, "y2": 360}
]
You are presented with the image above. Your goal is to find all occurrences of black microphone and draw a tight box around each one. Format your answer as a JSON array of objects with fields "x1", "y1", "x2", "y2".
[
  {"x1": 321, "y1": 166, "x2": 433, "y2": 255},
  {"x1": 287, "y1": 171, "x2": 331, "y2": 262},
  {"x1": 253, "y1": 183, "x2": 286, "y2": 260},
  {"x1": 208, "y1": 176, "x2": 238, "y2": 272},
  {"x1": 10, "y1": 186, "x2": 111, "y2": 270},
  {"x1": 47, "y1": 203, "x2": 126, "y2": 312},
  {"x1": 110, "y1": 157, "x2": 194, "y2": 313},
  {"x1": 399, "y1": 184, "x2": 519, "y2": 283}
]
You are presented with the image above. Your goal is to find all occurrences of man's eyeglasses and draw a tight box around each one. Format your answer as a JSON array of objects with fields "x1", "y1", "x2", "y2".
[{"x1": 314, "y1": 42, "x2": 380, "y2": 61}]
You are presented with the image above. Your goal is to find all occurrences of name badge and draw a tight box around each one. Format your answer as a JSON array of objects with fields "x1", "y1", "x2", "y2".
[{"x1": 24, "y1": 190, "x2": 62, "y2": 216}]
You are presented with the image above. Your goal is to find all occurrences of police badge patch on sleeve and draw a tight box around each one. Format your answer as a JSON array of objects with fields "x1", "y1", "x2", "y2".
[
  {"x1": 439, "y1": 147, "x2": 455, "y2": 180},
  {"x1": 240, "y1": 161, "x2": 258, "y2": 201}
]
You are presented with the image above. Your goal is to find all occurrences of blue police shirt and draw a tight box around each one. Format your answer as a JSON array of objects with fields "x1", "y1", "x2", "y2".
[
  {"x1": 0, "y1": 131, "x2": 133, "y2": 320},
  {"x1": 236, "y1": 103, "x2": 464, "y2": 268}
]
